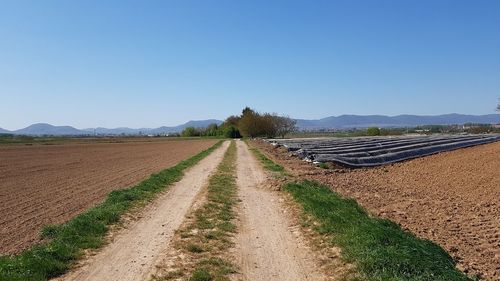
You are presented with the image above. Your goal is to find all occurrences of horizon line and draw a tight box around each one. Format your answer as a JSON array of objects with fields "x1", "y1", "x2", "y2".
[{"x1": 2, "y1": 112, "x2": 500, "y2": 131}]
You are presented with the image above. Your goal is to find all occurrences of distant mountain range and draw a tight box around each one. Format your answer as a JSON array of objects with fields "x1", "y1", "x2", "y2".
[
  {"x1": 0, "y1": 119, "x2": 223, "y2": 136},
  {"x1": 1, "y1": 114, "x2": 499, "y2": 136},
  {"x1": 82, "y1": 119, "x2": 223, "y2": 135},
  {"x1": 295, "y1": 114, "x2": 500, "y2": 130},
  {"x1": 11, "y1": 123, "x2": 86, "y2": 135}
]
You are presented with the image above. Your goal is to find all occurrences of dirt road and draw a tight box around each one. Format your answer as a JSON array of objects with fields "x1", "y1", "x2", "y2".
[
  {"x1": 54, "y1": 141, "x2": 229, "y2": 281},
  {"x1": 0, "y1": 139, "x2": 216, "y2": 254},
  {"x1": 252, "y1": 140, "x2": 500, "y2": 280},
  {"x1": 233, "y1": 141, "x2": 325, "y2": 281}
]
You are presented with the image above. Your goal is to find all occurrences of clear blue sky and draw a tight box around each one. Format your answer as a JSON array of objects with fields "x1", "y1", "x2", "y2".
[{"x1": 1, "y1": 0, "x2": 499, "y2": 130}]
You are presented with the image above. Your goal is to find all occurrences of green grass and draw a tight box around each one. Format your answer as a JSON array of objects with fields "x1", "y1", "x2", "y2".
[
  {"x1": 248, "y1": 147, "x2": 285, "y2": 174},
  {"x1": 285, "y1": 181, "x2": 470, "y2": 281},
  {"x1": 186, "y1": 141, "x2": 238, "y2": 281},
  {"x1": 249, "y1": 144, "x2": 470, "y2": 281},
  {"x1": 187, "y1": 243, "x2": 205, "y2": 253},
  {"x1": 0, "y1": 141, "x2": 223, "y2": 281},
  {"x1": 189, "y1": 268, "x2": 212, "y2": 281},
  {"x1": 154, "y1": 141, "x2": 237, "y2": 280},
  {"x1": 318, "y1": 162, "x2": 330, "y2": 169}
]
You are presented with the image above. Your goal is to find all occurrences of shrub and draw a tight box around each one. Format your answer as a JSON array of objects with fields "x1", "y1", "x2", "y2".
[
  {"x1": 223, "y1": 125, "x2": 241, "y2": 138},
  {"x1": 367, "y1": 127, "x2": 381, "y2": 136},
  {"x1": 181, "y1": 127, "x2": 201, "y2": 137}
]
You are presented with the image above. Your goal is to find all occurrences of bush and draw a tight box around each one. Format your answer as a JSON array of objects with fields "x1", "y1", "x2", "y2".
[
  {"x1": 181, "y1": 127, "x2": 201, "y2": 137},
  {"x1": 238, "y1": 107, "x2": 296, "y2": 138},
  {"x1": 223, "y1": 125, "x2": 241, "y2": 138},
  {"x1": 367, "y1": 127, "x2": 381, "y2": 136}
]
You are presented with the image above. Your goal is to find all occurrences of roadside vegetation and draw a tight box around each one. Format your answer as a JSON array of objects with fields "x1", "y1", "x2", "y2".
[
  {"x1": 248, "y1": 147, "x2": 285, "y2": 173},
  {"x1": 153, "y1": 141, "x2": 238, "y2": 281},
  {"x1": 0, "y1": 141, "x2": 223, "y2": 281},
  {"x1": 181, "y1": 107, "x2": 297, "y2": 139},
  {"x1": 181, "y1": 123, "x2": 241, "y2": 138},
  {"x1": 248, "y1": 143, "x2": 471, "y2": 281}
]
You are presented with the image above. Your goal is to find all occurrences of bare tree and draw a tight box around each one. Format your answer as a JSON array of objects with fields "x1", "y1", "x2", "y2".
[
  {"x1": 275, "y1": 116, "x2": 297, "y2": 138},
  {"x1": 237, "y1": 107, "x2": 297, "y2": 138}
]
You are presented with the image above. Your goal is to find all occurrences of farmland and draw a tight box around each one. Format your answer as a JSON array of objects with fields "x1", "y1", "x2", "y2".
[
  {"x1": 269, "y1": 134, "x2": 500, "y2": 167},
  {"x1": 252, "y1": 139, "x2": 500, "y2": 279},
  {"x1": 1, "y1": 137, "x2": 481, "y2": 280},
  {"x1": 0, "y1": 139, "x2": 217, "y2": 255}
]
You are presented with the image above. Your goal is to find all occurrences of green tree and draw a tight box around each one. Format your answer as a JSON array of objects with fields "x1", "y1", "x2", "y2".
[
  {"x1": 261, "y1": 113, "x2": 278, "y2": 138},
  {"x1": 219, "y1": 116, "x2": 241, "y2": 138},
  {"x1": 239, "y1": 107, "x2": 262, "y2": 138},
  {"x1": 181, "y1": 127, "x2": 200, "y2": 137},
  {"x1": 367, "y1": 127, "x2": 381, "y2": 136},
  {"x1": 236, "y1": 107, "x2": 297, "y2": 138},
  {"x1": 224, "y1": 115, "x2": 240, "y2": 126},
  {"x1": 203, "y1": 123, "x2": 220, "y2": 136},
  {"x1": 223, "y1": 125, "x2": 241, "y2": 138}
]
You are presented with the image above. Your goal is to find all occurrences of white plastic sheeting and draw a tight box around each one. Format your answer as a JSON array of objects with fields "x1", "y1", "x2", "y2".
[{"x1": 268, "y1": 134, "x2": 500, "y2": 167}]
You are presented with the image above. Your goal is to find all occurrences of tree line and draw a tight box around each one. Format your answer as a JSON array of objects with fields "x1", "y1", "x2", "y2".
[{"x1": 181, "y1": 107, "x2": 297, "y2": 138}]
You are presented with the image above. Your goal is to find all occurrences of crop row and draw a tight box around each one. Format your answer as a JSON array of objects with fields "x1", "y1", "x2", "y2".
[{"x1": 269, "y1": 134, "x2": 500, "y2": 167}]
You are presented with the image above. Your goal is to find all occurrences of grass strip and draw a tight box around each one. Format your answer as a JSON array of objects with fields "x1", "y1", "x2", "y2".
[
  {"x1": 250, "y1": 144, "x2": 470, "y2": 281},
  {"x1": 248, "y1": 146, "x2": 285, "y2": 174},
  {"x1": 154, "y1": 141, "x2": 238, "y2": 281},
  {"x1": 0, "y1": 141, "x2": 223, "y2": 281}
]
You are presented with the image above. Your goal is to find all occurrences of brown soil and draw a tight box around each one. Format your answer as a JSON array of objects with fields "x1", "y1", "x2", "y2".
[
  {"x1": 250, "y1": 140, "x2": 500, "y2": 280},
  {"x1": 54, "y1": 141, "x2": 229, "y2": 281},
  {"x1": 0, "y1": 139, "x2": 217, "y2": 255},
  {"x1": 233, "y1": 141, "x2": 326, "y2": 281}
]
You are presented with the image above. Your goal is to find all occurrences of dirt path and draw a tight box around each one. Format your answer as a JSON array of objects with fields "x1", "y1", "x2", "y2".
[
  {"x1": 253, "y1": 140, "x2": 500, "y2": 280},
  {"x1": 0, "y1": 139, "x2": 216, "y2": 254},
  {"x1": 54, "y1": 141, "x2": 229, "y2": 281},
  {"x1": 233, "y1": 141, "x2": 325, "y2": 281}
]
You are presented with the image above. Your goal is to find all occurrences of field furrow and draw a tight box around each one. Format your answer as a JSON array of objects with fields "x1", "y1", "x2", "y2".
[{"x1": 0, "y1": 139, "x2": 217, "y2": 254}]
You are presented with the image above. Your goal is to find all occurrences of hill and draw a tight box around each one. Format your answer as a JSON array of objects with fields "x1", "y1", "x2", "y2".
[
  {"x1": 6, "y1": 120, "x2": 224, "y2": 136},
  {"x1": 13, "y1": 123, "x2": 87, "y2": 136},
  {"x1": 148, "y1": 119, "x2": 223, "y2": 135},
  {"x1": 295, "y1": 114, "x2": 500, "y2": 129},
  {"x1": 4, "y1": 114, "x2": 500, "y2": 135}
]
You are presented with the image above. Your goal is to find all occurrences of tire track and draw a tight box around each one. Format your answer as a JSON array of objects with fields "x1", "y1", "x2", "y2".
[
  {"x1": 233, "y1": 141, "x2": 325, "y2": 281},
  {"x1": 54, "y1": 141, "x2": 230, "y2": 281}
]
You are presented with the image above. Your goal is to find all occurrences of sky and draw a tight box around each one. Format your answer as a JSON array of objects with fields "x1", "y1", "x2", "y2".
[{"x1": 1, "y1": 0, "x2": 499, "y2": 130}]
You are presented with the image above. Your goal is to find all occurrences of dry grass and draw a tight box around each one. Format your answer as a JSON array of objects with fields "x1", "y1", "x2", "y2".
[{"x1": 153, "y1": 141, "x2": 238, "y2": 281}]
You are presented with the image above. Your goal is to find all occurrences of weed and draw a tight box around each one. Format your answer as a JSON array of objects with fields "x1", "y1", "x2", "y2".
[
  {"x1": 318, "y1": 162, "x2": 329, "y2": 169},
  {"x1": 285, "y1": 180, "x2": 470, "y2": 280},
  {"x1": 189, "y1": 268, "x2": 212, "y2": 281},
  {"x1": 248, "y1": 144, "x2": 470, "y2": 281},
  {"x1": 187, "y1": 244, "x2": 204, "y2": 253},
  {"x1": 248, "y1": 147, "x2": 285, "y2": 174},
  {"x1": 158, "y1": 141, "x2": 238, "y2": 280}
]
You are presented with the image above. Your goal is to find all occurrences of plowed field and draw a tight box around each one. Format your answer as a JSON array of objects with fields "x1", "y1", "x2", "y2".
[
  {"x1": 252, "y1": 140, "x2": 500, "y2": 280},
  {"x1": 0, "y1": 139, "x2": 216, "y2": 255}
]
